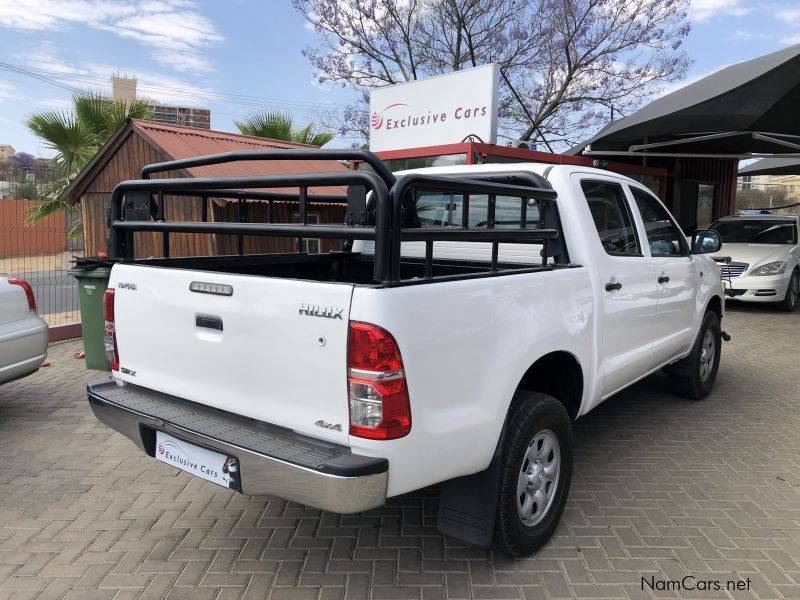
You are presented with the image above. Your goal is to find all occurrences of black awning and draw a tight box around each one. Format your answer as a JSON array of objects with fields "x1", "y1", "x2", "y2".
[
  {"x1": 739, "y1": 156, "x2": 800, "y2": 176},
  {"x1": 568, "y1": 44, "x2": 800, "y2": 158}
]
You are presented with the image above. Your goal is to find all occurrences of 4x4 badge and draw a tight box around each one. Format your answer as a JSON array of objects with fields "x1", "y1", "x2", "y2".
[{"x1": 315, "y1": 420, "x2": 343, "y2": 431}]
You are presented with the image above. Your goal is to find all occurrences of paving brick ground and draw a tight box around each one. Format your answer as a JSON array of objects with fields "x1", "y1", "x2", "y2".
[{"x1": 1, "y1": 304, "x2": 799, "y2": 600}]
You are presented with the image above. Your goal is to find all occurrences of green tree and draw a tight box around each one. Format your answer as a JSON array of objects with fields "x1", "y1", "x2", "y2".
[
  {"x1": 25, "y1": 92, "x2": 152, "y2": 238},
  {"x1": 235, "y1": 111, "x2": 334, "y2": 147}
]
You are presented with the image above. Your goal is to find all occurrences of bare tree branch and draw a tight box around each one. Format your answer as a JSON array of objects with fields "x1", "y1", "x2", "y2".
[{"x1": 293, "y1": 0, "x2": 692, "y2": 149}]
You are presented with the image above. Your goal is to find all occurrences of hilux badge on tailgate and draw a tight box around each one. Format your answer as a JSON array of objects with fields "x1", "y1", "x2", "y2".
[{"x1": 299, "y1": 304, "x2": 344, "y2": 319}]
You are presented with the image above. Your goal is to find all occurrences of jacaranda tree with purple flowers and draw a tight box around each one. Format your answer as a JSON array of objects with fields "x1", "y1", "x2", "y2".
[{"x1": 293, "y1": 0, "x2": 691, "y2": 148}]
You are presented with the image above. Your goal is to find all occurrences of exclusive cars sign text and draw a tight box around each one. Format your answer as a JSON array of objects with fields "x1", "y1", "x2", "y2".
[{"x1": 376, "y1": 105, "x2": 489, "y2": 132}]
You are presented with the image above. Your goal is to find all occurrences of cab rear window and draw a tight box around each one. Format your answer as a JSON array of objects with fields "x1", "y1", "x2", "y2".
[{"x1": 415, "y1": 192, "x2": 542, "y2": 229}]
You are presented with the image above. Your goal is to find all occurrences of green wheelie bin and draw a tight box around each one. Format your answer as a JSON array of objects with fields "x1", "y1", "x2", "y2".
[{"x1": 68, "y1": 264, "x2": 112, "y2": 371}]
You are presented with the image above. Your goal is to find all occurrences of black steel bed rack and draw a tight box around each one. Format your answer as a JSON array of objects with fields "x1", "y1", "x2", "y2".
[{"x1": 107, "y1": 149, "x2": 563, "y2": 285}]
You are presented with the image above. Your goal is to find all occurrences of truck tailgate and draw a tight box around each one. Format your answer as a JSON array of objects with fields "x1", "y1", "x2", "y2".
[{"x1": 111, "y1": 264, "x2": 353, "y2": 444}]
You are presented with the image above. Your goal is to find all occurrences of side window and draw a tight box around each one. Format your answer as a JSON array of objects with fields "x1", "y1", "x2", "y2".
[
  {"x1": 494, "y1": 196, "x2": 541, "y2": 229},
  {"x1": 415, "y1": 192, "x2": 459, "y2": 227},
  {"x1": 630, "y1": 188, "x2": 688, "y2": 257},
  {"x1": 580, "y1": 180, "x2": 640, "y2": 256},
  {"x1": 469, "y1": 195, "x2": 541, "y2": 229}
]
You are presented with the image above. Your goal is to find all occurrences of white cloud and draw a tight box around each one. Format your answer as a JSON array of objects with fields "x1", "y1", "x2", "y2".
[
  {"x1": 776, "y1": 8, "x2": 800, "y2": 26},
  {"x1": 0, "y1": 0, "x2": 222, "y2": 72},
  {"x1": 690, "y1": 0, "x2": 750, "y2": 22},
  {"x1": 0, "y1": 81, "x2": 14, "y2": 101},
  {"x1": 733, "y1": 30, "x2": 771, "y2": 40},
  {"x1": 36, "y1": 97, "x2": 72, "y2": 109},
  {"x1": 20, "y1": 45, "x2": 219, "y2": 106},
  {"x1": 781, "y1": 34, "x2": 800, "y2": 45}
]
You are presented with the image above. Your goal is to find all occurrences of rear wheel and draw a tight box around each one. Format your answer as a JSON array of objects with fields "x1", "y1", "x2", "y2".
[
  {"x1": 494, "y1": 392, "x2": 572, "y2": 557},
  {"x1": 667, "y1": 310, "x2": 721, "y2": 400},
  {"x1": 779, "y1": 270, "x2": 799, "y2": 312}
]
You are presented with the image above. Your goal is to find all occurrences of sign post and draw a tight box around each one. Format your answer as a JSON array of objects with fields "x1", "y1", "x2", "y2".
[{"x1": 369, "y1": 64, "x2": 500, "y2": 152}]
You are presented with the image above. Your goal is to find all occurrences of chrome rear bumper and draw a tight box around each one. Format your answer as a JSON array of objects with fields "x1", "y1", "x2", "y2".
[{"x1": 87, "y1": 378, "x2": 388, "y2": 513}]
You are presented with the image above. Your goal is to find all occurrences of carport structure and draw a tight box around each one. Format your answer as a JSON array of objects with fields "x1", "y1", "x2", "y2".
[
  {"x1": 569, "y1": 43, "x2": 800, "y2": 232},
  {"x1": 739, "y1": 156, "x2": 800, "y2": 177}
]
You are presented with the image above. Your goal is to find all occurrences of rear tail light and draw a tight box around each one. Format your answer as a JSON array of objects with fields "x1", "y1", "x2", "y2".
[
  {"x1": 103, "y1": 289, "x2": 119, "y2": 371},
  {"x1": 348, "y1": 322, "x2": 411, "y2": 440},
  {"x1": 8, "y1": 277, "x2": 36, "y2": 311}
]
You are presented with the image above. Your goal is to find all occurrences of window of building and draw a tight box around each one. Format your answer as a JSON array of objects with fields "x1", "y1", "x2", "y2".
[
  {"x1": 293, "y1": 212, "x2": 321, "y2": 253},
  {"x1": 696, "y1": 184, "x2": 715, "y2": 230},
  {"x1": 679, "y1": 181, "x2": 716, "y2": 233}
]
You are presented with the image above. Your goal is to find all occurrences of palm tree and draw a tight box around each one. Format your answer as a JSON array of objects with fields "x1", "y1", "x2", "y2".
[
  {"x1": 26, "y1": 92, "x2": 152, "y2": 238},
  {"x1": 235, "y1": 111, "x2": 334, "y2": 147}
]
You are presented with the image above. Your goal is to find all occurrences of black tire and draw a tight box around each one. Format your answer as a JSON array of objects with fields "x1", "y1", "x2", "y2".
[
  {"x1": 493, "y1": 392, "x2": 573, "y2": 557},
  {"x1": 779, "y1": 270, "x2": 799, "y2": 312},
  {"x1": 667, "y1": 310, "x2": 721, "y2": 400}
]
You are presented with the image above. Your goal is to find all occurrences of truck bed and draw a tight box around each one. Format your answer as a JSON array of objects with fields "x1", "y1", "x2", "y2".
[{"x1": 130, "y1": 251, "x2": 551, "y2": 286}]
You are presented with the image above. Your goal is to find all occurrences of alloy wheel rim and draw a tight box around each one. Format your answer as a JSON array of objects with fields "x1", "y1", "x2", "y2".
[
  {"x1": 517, "y1": 429, "x2": 560, "y2": 526},
  {"x1": 699, "y1": 329, "x2": 715, "y2": 382},
  {"x1": 791, "y1": 275, "x2": 799, "y2": 306}
]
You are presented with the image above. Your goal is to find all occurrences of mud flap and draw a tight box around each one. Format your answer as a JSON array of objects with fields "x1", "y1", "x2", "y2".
[{"x1": 436, "y1": 431, "x2": 504, "y2": 548}]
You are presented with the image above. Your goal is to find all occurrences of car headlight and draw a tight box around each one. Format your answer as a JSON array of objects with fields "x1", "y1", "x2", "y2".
[{"x1": 750, "y1": 261, "x2": 788, "y2": 276}]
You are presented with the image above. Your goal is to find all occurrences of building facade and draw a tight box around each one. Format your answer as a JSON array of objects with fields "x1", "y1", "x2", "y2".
[
  {"x1": 148, "y1": 103, "x2": 211, "y2": 129},
  {"x1": 112, "y1": 76, "x2": 211, "y2": 130},
  {"x1": 0, "y1": 145, "x2": 15, "y2": 162}
]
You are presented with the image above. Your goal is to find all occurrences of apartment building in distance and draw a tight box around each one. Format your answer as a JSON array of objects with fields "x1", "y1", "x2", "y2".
[
  {"x1": 741, "y1": 173, "x2": 800, "y2": 202},
  {"x1": 0, "y1": 145, "x2": 15, "y2": 162},
  {"x1": 112, "y1": 76, "x2": 211, "y2": 129}
]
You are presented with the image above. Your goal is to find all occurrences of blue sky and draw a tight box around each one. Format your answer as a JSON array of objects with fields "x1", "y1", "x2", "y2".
[{"x1": 1, "y1": 0, "x2": 799, "y2": 156}]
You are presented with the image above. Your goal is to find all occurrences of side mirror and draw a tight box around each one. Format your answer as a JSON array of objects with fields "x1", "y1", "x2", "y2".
[{"x1": 691, "y1": 229, "x2": 721, "y2": 254}]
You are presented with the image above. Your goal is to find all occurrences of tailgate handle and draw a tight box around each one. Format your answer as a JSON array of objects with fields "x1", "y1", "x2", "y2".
[{"x1": 196, "y1": 314, "x2": 223, "y2": 331}]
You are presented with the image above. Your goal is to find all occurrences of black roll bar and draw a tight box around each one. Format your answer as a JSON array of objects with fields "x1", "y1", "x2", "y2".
[
  {"x1": 110, "y1": 152, "x2": 565, "y2": 285},
  {"x1": 140, "y1": 149, "x2": 397, "y2": 189},
  {"x1": 448, "y1": 171, "x2": 557, "y2": 197},
  {"x1": 164, "y1": 189, "x2": 348, "y2": 203},
  {"x1": 108, "y1": 170, "x2": 391, "y2": 281}
]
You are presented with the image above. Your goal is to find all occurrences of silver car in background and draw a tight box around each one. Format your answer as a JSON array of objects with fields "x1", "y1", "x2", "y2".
[
  {"x1": 0, "y1": 275, "x2": 48, "y2": 384},
  {"x1": 710, "y1": 213, "x2": 800, "y2": 311}
]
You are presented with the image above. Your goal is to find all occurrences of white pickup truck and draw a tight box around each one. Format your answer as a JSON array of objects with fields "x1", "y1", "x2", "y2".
[{"x1": 87, "y1": 150, "x2": 726, "y2": 557}]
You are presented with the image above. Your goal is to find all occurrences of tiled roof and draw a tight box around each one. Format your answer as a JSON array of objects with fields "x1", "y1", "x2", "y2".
[
  {"x1": 130, "y1": 120, "x2": 346, "y2": 181},
  {"x1": 61, "y1": 119, "x2": 347, "y2": 204}
]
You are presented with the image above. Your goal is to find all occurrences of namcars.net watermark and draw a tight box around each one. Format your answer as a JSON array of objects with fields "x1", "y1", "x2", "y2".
[{"x1": 642, "y1": 575, "x2": 751, "y2": 593}]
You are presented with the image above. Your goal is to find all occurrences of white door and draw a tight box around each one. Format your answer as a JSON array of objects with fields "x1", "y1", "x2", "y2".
[
  {"x1": 576, "y1": 177, "x2": 658, "y2": 398},
  {"x1": 628, "y1": 186, "x2": 700, "y2": 365}
]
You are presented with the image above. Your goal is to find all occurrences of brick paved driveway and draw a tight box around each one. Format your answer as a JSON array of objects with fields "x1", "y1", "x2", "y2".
[{"x1": 1, "y1": 305, "x2": 799, "y2": 600}]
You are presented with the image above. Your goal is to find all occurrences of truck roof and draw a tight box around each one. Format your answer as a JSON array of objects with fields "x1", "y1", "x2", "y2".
[
  {"x1": 395, "y1": 162, "x2": 639, "y2": 183},
  {"x1": 716, "y1": 213, "x2": 800, "y2": 221}
]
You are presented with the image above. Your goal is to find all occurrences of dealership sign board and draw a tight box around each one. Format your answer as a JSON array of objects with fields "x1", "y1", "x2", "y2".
[{"x1": 369, "y1": 64, "x2": 500, "y2": 152}]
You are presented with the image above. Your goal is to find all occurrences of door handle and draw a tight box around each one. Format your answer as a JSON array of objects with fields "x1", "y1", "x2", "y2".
[
  {"x1": 658, "y1": 275, "x2": 670, "y2": 284},
  {"x1": 605, "y1": 281, "x2": 622, "y2": 292},
  {"x1": 196, "y1": 314, "x2": 223, "y2": 331}
]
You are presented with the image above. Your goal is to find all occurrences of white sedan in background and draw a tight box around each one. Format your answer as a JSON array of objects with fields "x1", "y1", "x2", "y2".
[
  {"x1": 0, "y1": 275, "x2": 48, "y2": 384},
  {"x1": 710, "y1": 213, "x2": 800, "y2": 311}
]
